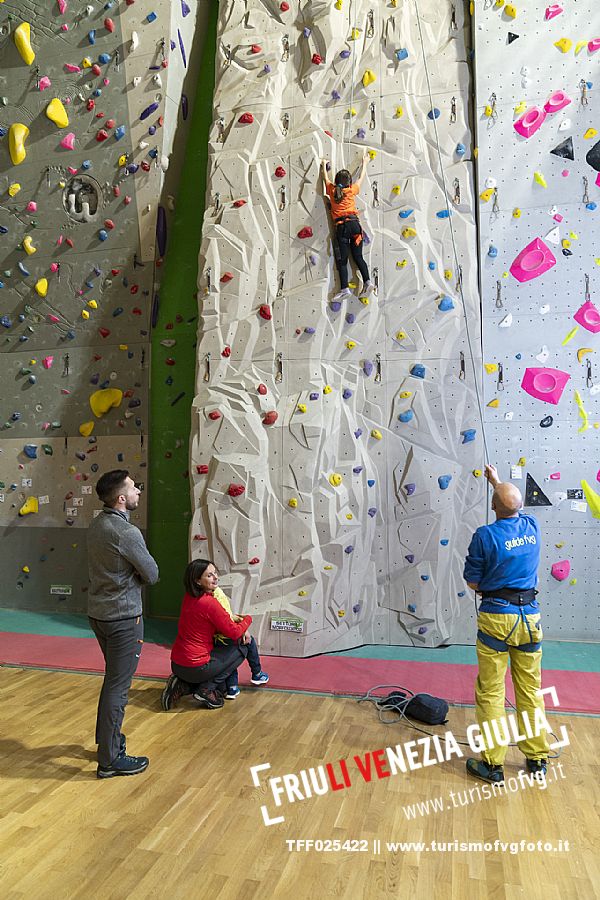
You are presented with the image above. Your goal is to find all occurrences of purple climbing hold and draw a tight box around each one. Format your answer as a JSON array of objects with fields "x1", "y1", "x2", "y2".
[
  {"x1": 170, "y1": 40, "x2": 176, "y2": 51},
  {"x1": 363, "y1": 233, "x2": 371, "y2": 245},
  {"x1": 354, "y1": 428, "x2": 363, "y2": 438},
  {"x1": 330, "y1": 301, "x2": 342, "y2": 312},
  {"x1": 112, "y1": 307, "x2": 124, "y2": 317},
  {"x1": 353, "y1": 466, "x2": 363, "y2": 474},
  {"x1": 357, "y1": 128, "x2": 366, "y2": 139},
  {"x1": 309, "y1": 392, "x2": 319, "y2": 400},
  {"x1": 352, "y1": 604, "x2": 361, "y2": 614},
  {"x1": 309, "y1": 254, "x2": 317, "y2": 265},
  {"x1": 149, "y1": 125, "x2": 157, "y2": 136},
  {"x1": 332, "y1": 90, "x2": 341, "y2": 101},
  {"x1": 404, "y1": 483, "x2": 416, "y2": 496},
  {"x1": 342, "y1": 388, "x2": 353, "y2": 399},
  {"x1": 90, "y1": 373, "x2": 100, "y2": 385},
  {"x1": 367, "y1": 507, "x2": 377, "y2": 517},
  {"x1": 263, "y1": 64, "x2": 271, "y2": 74},
  {"x1": 75, "y1": 451, "x2": 86, "y2": 461},
  {"x1": 346, "y1": 313, "x2": 355, "y2": 324},
  {"x1": 127, "y1": 163, "x2": 139, "y2": 174},
  {"x1": 304, "y1": 326, "x2": 315, "y2": 334},
  {"x1": 405, "y1": 554, "x2": 415, "y2": 563},
  {"x1": 303, "y1": 27, "x2": 311, "y2": 37},
  {"x1": 418, "y1": 626, "x2": 428, "y2": 635},
  {"x1": 345, "y1": 546, "x2": 354, "y2": 554},
  {"x1": 178, "y1": 28, "x2": 187, "y2": 68},
  {"x1": 128, "y1": 399, "x2": 142, "y2": 409},
  {"x1": 363, "y1": 360, "x2": 373, "y2": 377},
  {"x1": 181, "y1": 0, "x2": 190, "y2": 15},
  {"x1": 140, "y1": 101, "x2": 160, "y2": 121},
  {"x1": 340, "y1": 49, "x2": 350, "y2": 59}
]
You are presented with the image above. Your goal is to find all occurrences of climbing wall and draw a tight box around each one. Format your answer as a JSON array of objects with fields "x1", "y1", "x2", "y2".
[
  {"x1": 0, "y1": 0, "x2": 197, "y2": 610},
  {"x1": 474, "y1": 0, "x2": 600, "y2": 639},
  {"x1": 190, "y1": 0, "x2": 486, "y2": 654}
]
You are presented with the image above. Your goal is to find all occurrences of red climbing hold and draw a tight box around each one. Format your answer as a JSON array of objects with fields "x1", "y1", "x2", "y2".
[
  {"x1": 220, "y1": 272, "x2": 233, "y2": 282},
  {"x1": 259, "y1": 305, "x2": 272, "y2": 320},
  {"x1": 275, "y1": 166, "x2": 286, "y2": 178},
  {"x1": 221, "y1": 346, "x2": 231, "y2": 358},
  {"x1": 324, "y1": 130, "x2": 333, "y2": 138},
  {"x1": 297, "y1": 226, "x2": 313, "y2": 239},
  {"x1": 257, "y1": 384, "x2": 267, "y2": 395},
  {"x1": 228, "y1": 483, "x2": 245, "y2": 497},
  {"x1": 196, "y1": 464, "x2": 209, "y2": 474},
  {"x1": 262, "y1": 411, "x2": 278, "y2": 426},
  {"x1": 104, "y1": 17, "x2": 115, "y2": 32},
  {"x1": 104, "y1": 219, "x2": 115, "y2": 229},
  {"x1": 233, "y1": 199, "x2": 246, "y2": 208},
  {"x1": 251, "y1": 44, "x2": 261, "y2": 54},
  {"x1": 280, "y1": 1, "x2": 290, "y2": 9},
  {"x1": 132, "y1": 307, "x2": 142, "y2": 315},
  {"x1": 193, "y1": 535, "x2": 208, "y2": 541},
  {"x1": 98, "y1": 327, "x2": 111, "y2": 338},
  {"x1": 106, "y1": 119, "x2": 115, "y2": 129},
  {"x1": 87, "y1": 99, "x2": 95, "y2": 111},
  {"x1": 238, "y1": 112, "x2": 254, "y2": 124},
  {"x1": 124, "y1": 196, "x2": 132, "y2": 205},
  {"x1": 96, "y1": 112, "x2": 105, "y2": 119},
  {"x1": 65, "y1": 238, "x2": 74, "y2": 247},
  {"x1": 141, "y1": 161, "x2": 151, "y2": 172},
  {"x1": 96, "y1": 129, "x2": 109, "y2": 142},
  {"x1": 92, "y1": 64, "x2": 101, "y2": 76},
  {"x1": 208, "y1": 410, "x2": 222, "y2": 420},
  {"x1": 165, "y1": 358, "x2": 175, "y2": 366},
  {"x1": 249, "y1": 557, "x2": 260, "y2": 565},
  {"x1": 113, "y1": 186, "x2": 121, "y2": 197},
  {"x1": 130, "y1": 285, "x2": 139, "y2": 294},
  {"x1": 312, "y1": 53, "x2": 323, "y2": 65},
  {"x1": 111, "y1": 268, "x2": 120, "y2": 275}
]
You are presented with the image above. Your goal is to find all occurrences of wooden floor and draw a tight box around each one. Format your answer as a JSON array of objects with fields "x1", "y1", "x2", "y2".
[{"x1": 0, "y1": 668, "x2": 598, "y2": 900}]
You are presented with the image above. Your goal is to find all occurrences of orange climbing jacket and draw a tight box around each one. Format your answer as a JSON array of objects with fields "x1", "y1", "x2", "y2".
[{"x1": 326, "y1": 182, "x2": 363, "y2": 246}]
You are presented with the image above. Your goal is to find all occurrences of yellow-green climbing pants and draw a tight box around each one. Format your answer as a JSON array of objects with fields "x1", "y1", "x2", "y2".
[{"x1": 475, "y1": 610, "x2": 550, "y2": 766}]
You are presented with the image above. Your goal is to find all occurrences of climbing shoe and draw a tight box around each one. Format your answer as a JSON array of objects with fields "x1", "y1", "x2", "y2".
[{"x1": 466, "y1": 758, "x2": 504, "y2": 783}]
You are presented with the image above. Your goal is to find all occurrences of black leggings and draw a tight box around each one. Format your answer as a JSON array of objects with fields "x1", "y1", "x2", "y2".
[
  {"x1": 171, "y1": 641, "x2": 248, "y2": 692},
  {"x1": 334, "y1": 218, "x2": 370, "y2": 289}
]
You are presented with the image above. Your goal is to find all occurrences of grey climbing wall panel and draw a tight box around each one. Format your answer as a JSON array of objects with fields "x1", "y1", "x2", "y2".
[
  {"x1": 0, "y1": 0, "x2": 197, "y2": 611},
  {"x1": 473, "y1": 0, "x2": 600, "y2": 639},
  {"x1": 190, "y1": 0, "x2": 486, "y2": 654}
]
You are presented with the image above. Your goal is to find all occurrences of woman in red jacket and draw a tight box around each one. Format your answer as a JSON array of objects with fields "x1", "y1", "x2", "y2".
[{"x1": 161, "y1": 559, "x2": 252, "y2": 710}]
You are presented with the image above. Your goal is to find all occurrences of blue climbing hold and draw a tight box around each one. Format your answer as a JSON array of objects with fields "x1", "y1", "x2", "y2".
[
  {"x1": 91, "y1": 463, "x2": 99, "y2": 473},
  {"x1": 345, "y1": 546, "x2": 354, "y2": 554},
  {"x1": 0, "y1": 315, "x2": 11, "y2": 328},
  {"x1": 399, "y1": 208, "x2": 414, "y2": 218},
  {"x1": 395, "y1": 48, "x2": 409, "y2": 61},
  {"x1": 112, "y1": 307, "x2": 124, "y2": 316},
  {"x1": 488, "y1": 245, "x2": 498, "y2": 258},
  {"x1": 586, "y1": 202, "x2": 597, "y2": 211},
  {"x1": 0, "y1": 225, "x2": 8, "y2": 234},
  {"x1": 410, "y1": 363, "x2": 425, "y2": 378},
  {"x1": 114, "y1": 125, "x2": 126, "y2": 140},
  {"x1": 428, "y1": 108, "x2": 440, "y2": 119},
  {"x1": 82, "y1": 160, "x2": 92, "y2": 170},
  {"x1": 407, "y1": 603, "x2": 416, "y2": 613},
  {"x1": 436, "y1": 209, "x2": 451, "y2": 218},
  {"x1": 461, "y1": 429, "x2": 476, "y2": 444},
  {"x1": 457, "y1": 591, "x2": 466, "y2": 597},
  {"x1": 438, "y1": 474, "x2": 452, "y2": 490},
  {"x1": 440, "y1": 539, "x2": 449, "y2": 546},
  {"x1": 421, "y1": 574, "x2": 429, "y2": 581},
  {"x1": 456, "y1": 143, "x2": 466, "y2": 156},
  {"x1": 354, "y1": 428, "x2": 363, "y2": 438},
  {"x1": 428, "y1": 261, "x2": 436, "y2": 270},
  {"x1": 88, "y1": 30, "x2": 96, "y2": 44},
  {"x1": 367, "y1": 479, "x2": 375, "y2": 487},
  {"x1": 438, "y1": 296, "x2": 454, "y2": 312},
  {"x1": 98, "y1": 230, "x2": 108, "y2": 241},
  {"x1": 98, "y1": 52, "x2": 111, "y2": 64},
  {"x1": 24, "y1": 444, "x2": 37, "y2": 459},
  {"x1": 146, "y1": 11, "x2": 157, "y2": 23},
  {"x1": 398, "y1": 410, "x2": 414, "y2": 423},
  {"x1": 18, "y1": 262, "x2": 30, "y2": 276}
]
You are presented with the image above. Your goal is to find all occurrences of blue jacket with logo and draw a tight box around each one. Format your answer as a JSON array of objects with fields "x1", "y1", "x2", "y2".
[{"x1": 463, "y1": 513, "x2": 540, "y2": 595}]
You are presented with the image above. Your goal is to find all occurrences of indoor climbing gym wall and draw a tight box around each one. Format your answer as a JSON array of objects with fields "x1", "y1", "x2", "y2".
[
  {"x1": 0, "y1": 0, "x2": 197, "y2": 611},
  {"x1": 190, "y1": 0, "x2": 487, "y2": 655},
  {"x1": 474, "y1": 0, "x2": 600, "y2": 640}
]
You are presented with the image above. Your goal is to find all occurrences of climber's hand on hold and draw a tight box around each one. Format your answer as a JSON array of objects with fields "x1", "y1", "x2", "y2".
[{"x1": 484, "y1": 464, "x2": 500, "y2": 487}]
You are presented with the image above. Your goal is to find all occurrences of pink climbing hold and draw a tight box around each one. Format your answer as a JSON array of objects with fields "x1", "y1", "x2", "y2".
[
  {"x1": 227, "y1": 483, "x2": 245, "y2": 497},
  {"x1": 588, "y1": 38, "x2": 600, "y2": 53},
  {"x1": 551, "y1": 560, "x2": 570, "y2": 581},
  {"x1": 57, "y1": 0, "x2": 67, "y2": 12},
  {"x1": 596, "y1": 469, "x2": 600, "y2": 483},
  {"x1": 550, "y1": 472, "x2": 561, "y2": 480},
  {"x1": 42, "y1": 356, "x2": 54, "y2": 369},
  {"x1": 510, "y1": 238, "x2": 556, "y2": 283},
  {"x1": 257, "y1": 384, "x2": 267, "y2": 395},
  {"x1": 64, "y1": 63, "x2": 81, "y2": 73},
  {"x1": 545, "y1": 4, "x2": 563, "y2": 19},
  {"x1": 513, "y1": 106, "x2": 546, "y2": 139},
  {"x1": 39, "y1": 76, "x2": 51, "y2": 91},
  {"x1": 280, "y1": 1, "x2": 290, "y2": 9},
  {"x1": 521, "y1": 367, "x2": 570, "y2": 405},
  {"x1": 262, "y1": 411, "x2": 278, "y2": 426},
  {"x1": 26, "y1": 201, "x2": 37, "y2": 212},
  {"x1": 67, "y1": 166, "x2": 78, "y2": 175},
  {"x1": 47, "y1": 314, "x2": 61, "y2": 324},
  {"x1": 297, "y1": 226, "x2": 313, "y2": 239},
  {"x1": 573, "y1": 300, "x2": 600, "y2": 333},
  {"x1": 275, "y1": 166, "x2": 286, "y2": 178},
  {"x1": 60, "y1": 132, "x2": 76, "y2": 150},
  {"x1": 220, "y1": 272, "x2": 233, "y2": 283},
  {"x1": 238, "y1": 112, "x2": 254, "y2": 124},
  {"x1": 544, "y1": 90, "x2": 571, "y2": 114}
]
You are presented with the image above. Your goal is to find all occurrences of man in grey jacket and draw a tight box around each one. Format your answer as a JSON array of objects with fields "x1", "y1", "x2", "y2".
[{"x1": 88, "y1": 470, "x2": 159, "y2": 778}]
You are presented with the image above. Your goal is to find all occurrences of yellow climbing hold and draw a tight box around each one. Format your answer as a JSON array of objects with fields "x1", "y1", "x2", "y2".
[
  {"x1": 298, "y1": 590, "x2": 307, "y2": 596},
  {"x1": 22, "y1": 566, "x2": 30, "y2": 574},
  {"x1": 581, "y1": 480, "x2": 600, "y2": 518},
  {"x1": 22, "y1": 235, "x2": 37, "y2": 255},
  {"x1": 19, "y1": 496, "x2": 39, "y2": 516},
  {"x1": 79, "y1": 421, "x2": 95, "y2": 437},
  {"x1": 329, "y1": 473, "x2": 343, "y2": 487},
  {"x1": 334, "y1": 0, "x2": 342, "y2": 8},
  {"x1": 82, "y1": 57, "x2": 93, "y2": 68},
  {"x1": 46, "y1": 98, "x2": 69, "y2": 129},
  {"x1": 577, "y1": 347, "x2": 594, "y2": 363},
  {"x1": 444, "y1": 269, "x2": 453, "y2": 280},
  {"x1": 487, "y1": 398, "x2": 499, "y2": 408},
  {"x1": 395, "y1": 106, "x2": 404, "y2": 118},
  {"x1": 392, "y1": 185, "x2": 402, "y2": 195},
  {"x1": 371, "y1": 429, "x2": 382, "y2": 440},
  {"x1": 119, "y1": 344, "x2": 128, "y2": 351},
  {"x1": 297, "y1": 403, "x2": 307, "y2": 413},
  {"x1": 494, "y1": 0, "x2": 504, "y2": 7},
  {"x1": 575, "y1": 41, "x2": 587, "y2": 54},
  {"x1": 480, "y1": 188, "x2": 495, "y2": 202},
  {"x1": 323, "y1": 384, "x2": 332, "y2": 394},
  {"x1": 345, "y1": 340, "x2": 357, "y2": 349},
  {"x1": 473, "y1": 469, "x2": 482, "y2": 477},
  {"x1": 346, "y1": 513, "x2": 353, "y2": 520},
  {"x1": 574, "y1": 389, "x2": 589, "y2": 433},
  {"x1": 14, "y1": 22, "x2": 35, "y2": 65},
  {"x1": 517, "y1": 457, "x2": 526, "y2": 467},
  {"x1": 359, "y1": 296, "x2": 369, "y2": 306},
  {"x1": 118, "y1": 154, "x2": 128, "y2": 167},
  {"x1": 505, "y1": 4, "x2": 517, "y2": 17},
  {"x1": 350, "y1": 27, "x2": 360, "y2": 40},
  {"x1": 562, "y1": 325, "x2": 578, "y2": 345},
  {"x1": 402, "y1": 227, "x2": 417, "y2": 238},
  {"x1": 396, "y1": 259, "x2": 407, "y2": 268},
  {"x1": 9, "y1": 123, "x2": 29, "y2": 166},
  {"x1": 569, "y1": 578, "x2": 577, "y2": 585},
  {"x1": 35, "y1": 278, "x2": 48, "y2": 297},
  {"x1": 514, "y1": 101, "x2": 527, "y2": 115},
  {"x1": 362, "y1": 69, "x2": 376, "y2": 88},
  {"x1": 337, "y1": 610, "x2": 345, "y2": 617},
  {"x1": 513, "y1": 208, "x2": 521, "y2": 218},
  {"x1": 324, "y1": 565, "x2": 333, "y2": 570},
  {"x1": 348, "y1": 107, "x2": 357, "y2": 117},
  {"x1": 569, "y1": 232, "x2": 578, "y2": 240},
  {"x1": 90, "y1": 387, "x2": 123, "y2": 418},
  {"x1": 562, "y1": 239, "x2": 571, "y2": 249},
  {"x1": 399, "y1": 391, "x2": 412, "y2": 399},
  {"x1": 288, "y1": 498, "x2": 298, "y2": 508},
  {"x1": 584, "y1": 128, "x2": 598, "y2": 140},
  {"x1": 554, "y1": 38, "x2": 572, "y2": 53},
  {"x1": 484, "y1": 104, "x2": 494, "y2": 118},
  {"x1": 484, "y1": 363, "x2": 498, "y2": 373},
  {"x1": 555, "y1": 542, "x2": 565, "y2": 548},
  {"x1": 368, "y1": 150, "x2": 377, "y2": 160},
  {"x1": 87, "y1": 299, "x2": 98, "y2": 309},
  {"x1": 8, "y1": 183, "x2": 21, "y2": 197},
  {"x1": 395, "y1": 330, "x2": 407, "y2": 340},
  {"x1": 534, "y1": 171, "x2": 547, "y2": 188}
]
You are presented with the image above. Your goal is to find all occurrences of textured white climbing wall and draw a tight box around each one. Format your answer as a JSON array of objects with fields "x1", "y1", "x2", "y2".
[
  {"x1": 474, "y1": 0, "x2": 600, "y2": 640},
  {"x1": 190, "y1": 0, "x2": 486, "y2": 654}
]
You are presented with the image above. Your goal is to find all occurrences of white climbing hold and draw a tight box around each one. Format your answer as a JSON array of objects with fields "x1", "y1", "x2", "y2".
[
  {"x1": 536, "y1": 346, "x2": 550, "y2": 363},
  {"x1": 499, "y1": 313, "x2": 513, "y2": 328},
  {"x1": 545, "y1": 226, "x2": 560, "y2": 245},
  {"x1": 539, "y1": 304, "x2": 550, "y2": 314},
  {"x1": 130, "y1": 31, "x2": 139, "y2": 52}
]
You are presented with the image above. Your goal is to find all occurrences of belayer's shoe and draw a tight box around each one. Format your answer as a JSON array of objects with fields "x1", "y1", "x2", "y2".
[
  {"x1": 225, "y1": 686, "x2": 241, "y2": 699},
  {"x1": 466, "y1": 758, "x2": 504, "y2": 783},
  {"x1": 525, "y1": 758, "x2": 547, "y2": 776},
  {"x1": 251, "y1": 671, "x2": 269, "y2": 685},
  {"x1": 97, "y1": 754, "x2": 149, "y2": 779},
  {"x1": 193, "y1": 688, "x2": 224, "y2": 709},
  {"x1": 161, "y1": 674, "x2": 186, "y2": 711}
]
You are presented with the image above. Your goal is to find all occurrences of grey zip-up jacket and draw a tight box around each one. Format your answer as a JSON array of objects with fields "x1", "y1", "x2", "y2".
[{"x1": 87, "y1": 507, "x2": 159, "y2": 620}]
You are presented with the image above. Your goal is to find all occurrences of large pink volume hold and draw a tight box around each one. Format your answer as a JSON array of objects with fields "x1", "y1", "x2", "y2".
[
  {"x1": 510, "y1": 237, "x2": 557, "y2": 283},
  {"x1": 521, "y1": 367, "x2": 570, "y2": 405},
  {"x1": 513, "y1": 106, "x2": 547, "y2": 138},
  {"x1": 573, "y1": 300, "x2": 600, "y2": 334}
]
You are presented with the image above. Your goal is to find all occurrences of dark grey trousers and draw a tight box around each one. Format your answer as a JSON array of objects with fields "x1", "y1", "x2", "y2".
[{"x1": 89, "y1": 615, "x2": 144, "y2": 767}]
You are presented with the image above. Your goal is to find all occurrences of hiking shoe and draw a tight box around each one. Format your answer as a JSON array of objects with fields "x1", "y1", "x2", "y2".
[
  {"x1": 161, "y1": 675, "x2": 186, "y2": 711},
  {"x1": 251, "y1": 671, "x2": 269, "y2": 685},
  {"x1": 97, "y1": 754, "x2": 149, "y2": 779},
  {"x1": 193, "y1": 689, "x2": 224, "y2": 709},
  {"x1": 466, "y1": 758, "x2": 504, "y2": 783},
  {"x1": 333, "y1": 287, "x2": 351, "y2": 301},
  {"x1": 225, "y1": 686, "x2": 241, "y2": 700},
  {"x1": 118, "y1": 734, "x2": 126, "y2": 757},
  {"x1": 525, "y1": 758, "x2": 547, "y2": 776}
]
